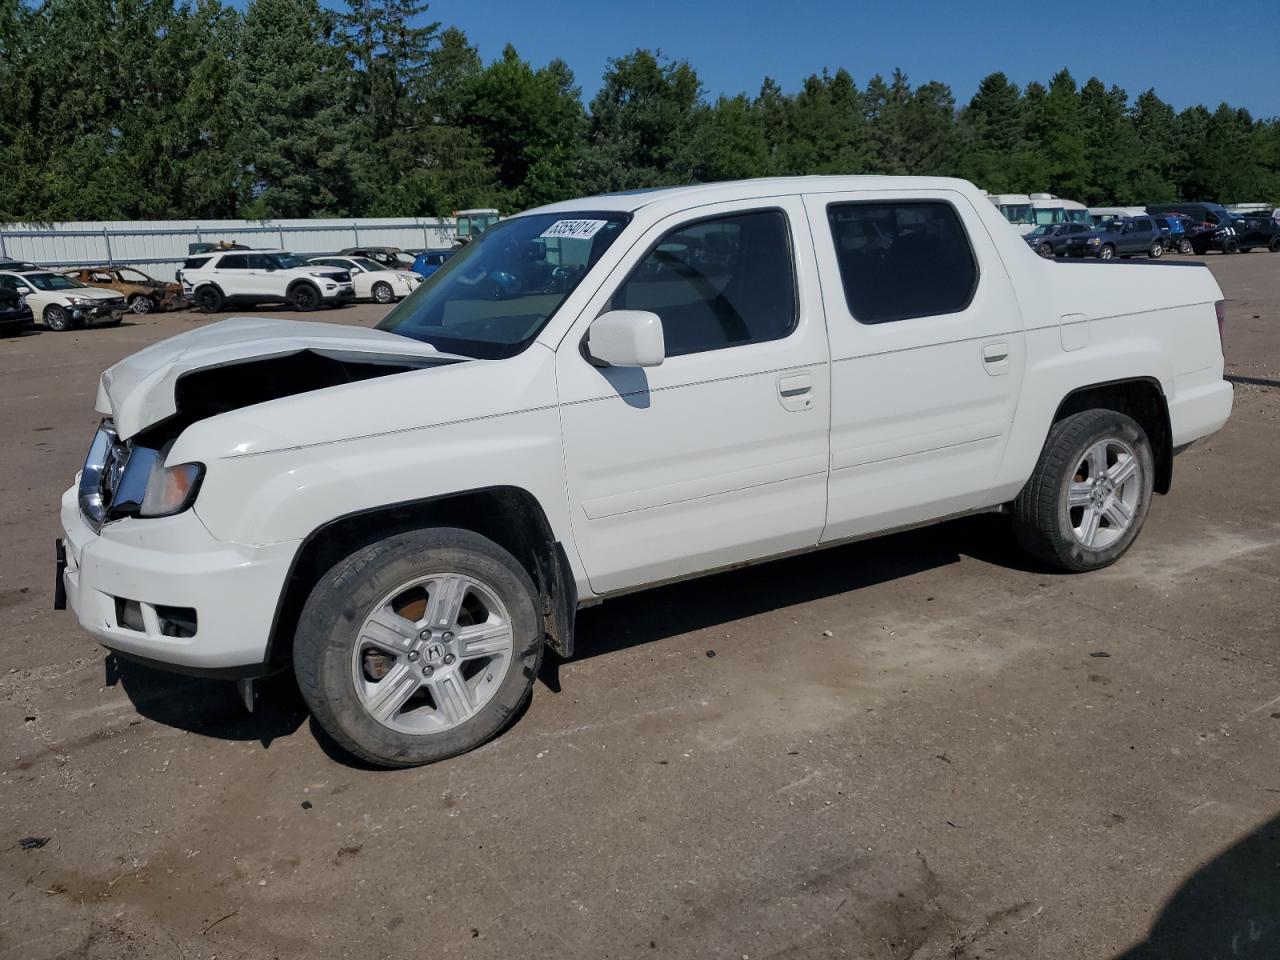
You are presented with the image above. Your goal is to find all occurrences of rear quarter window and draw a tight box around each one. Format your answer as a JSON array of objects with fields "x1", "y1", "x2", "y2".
[{"x1": 826, "y1": 200, "x2": 978, "y2": 325}]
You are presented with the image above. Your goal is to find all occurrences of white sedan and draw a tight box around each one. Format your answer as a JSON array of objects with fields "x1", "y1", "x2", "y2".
[{"x1": 307, "y1": 256, "x2": 422, "y2": 304}]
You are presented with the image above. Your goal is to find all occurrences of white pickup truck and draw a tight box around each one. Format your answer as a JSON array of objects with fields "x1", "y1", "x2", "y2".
[{"x1": 56, "y1": 177, "x2": 1233, "y2": 767}]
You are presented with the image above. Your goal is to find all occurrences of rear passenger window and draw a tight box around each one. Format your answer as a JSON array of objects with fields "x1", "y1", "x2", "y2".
[
  {"x1": 218, "y1": 254, "x2": 248, "y2": 269},
  {"x1": 611, "y1": 210, "x2": 797, "y2": 357},
  {"x1": 827, "y1": 201, "x2": 978, "y2": 325}
]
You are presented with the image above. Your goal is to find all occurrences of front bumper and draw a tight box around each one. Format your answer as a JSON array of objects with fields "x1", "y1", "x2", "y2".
[
  {"x1": 59, "y1": 484, "x2": 299, "y2": 676},
  {"x1": 73, "y1": 301, "x2": 127, "y2": 325},
  {"x1": 320, "y1": 284, "x2": 355, "y2": 302}
]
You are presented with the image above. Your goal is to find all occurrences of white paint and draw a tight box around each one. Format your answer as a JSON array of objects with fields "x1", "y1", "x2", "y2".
[{"x1": 59, "y1": 175, "x2": 1235, "y2": 674}]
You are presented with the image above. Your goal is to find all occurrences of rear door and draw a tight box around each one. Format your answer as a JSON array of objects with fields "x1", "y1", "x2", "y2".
[
  {"x1": 555, "y1": 197, "x2": 831, "y2": 594},
  {"x1": 803, "y1": 190, "x2": 1026, "y2": 541}
]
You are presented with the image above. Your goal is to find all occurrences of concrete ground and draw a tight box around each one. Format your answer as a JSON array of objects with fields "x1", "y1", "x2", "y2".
[{"x1": 1, "y1": 254, "x2": 1277, "y2": 959}]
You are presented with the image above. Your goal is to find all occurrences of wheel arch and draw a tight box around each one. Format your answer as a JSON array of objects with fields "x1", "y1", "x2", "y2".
[
  {"x1": 265, "y1": 485, "x2": 577, "y2": 671},
  {"x1": 1052, "y1": 377, "x2": 1172, "y2": 494},
  {"x1": 286, "y1": 278, "x2": 322, "y2": 297}
]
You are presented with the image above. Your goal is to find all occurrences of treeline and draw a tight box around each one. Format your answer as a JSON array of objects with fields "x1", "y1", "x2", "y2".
[{"x1": 2, "y1": 0, "x2": 1278, "y2": 223}]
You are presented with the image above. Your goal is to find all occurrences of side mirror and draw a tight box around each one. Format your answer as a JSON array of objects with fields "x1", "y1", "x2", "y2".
[
  {"x1": 15, "y1": 285, "x2": 31, "y2": 294},
  {"x1": 587, "y1": 310, "x2": 665, "y2": 368}
]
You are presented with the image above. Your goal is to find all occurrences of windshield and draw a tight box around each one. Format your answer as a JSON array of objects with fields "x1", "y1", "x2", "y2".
[
  {"x1": 1000, "y1": 204, "x2": 1033, "y2": 225},
  {"x1": 1033, "y1": 207, "x2": 1065, "y2": 225},
  {"x1": 267, "y1": 253, "x2": 308, "y2": 269},
  {"x1": 377, "y1": 211, "x2": 630, "y2": 359},
  {"x1": 1066, "y1": 209, "x2": 1091, "y2": 224},
  {"x1": 25, "y1": 273, "x2": 85, "y2": 290}
]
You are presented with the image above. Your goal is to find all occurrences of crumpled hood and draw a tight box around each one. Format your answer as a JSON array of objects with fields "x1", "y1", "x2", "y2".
[{"x1": 98, "y1": 316, "x2": 464, "y2": 439}]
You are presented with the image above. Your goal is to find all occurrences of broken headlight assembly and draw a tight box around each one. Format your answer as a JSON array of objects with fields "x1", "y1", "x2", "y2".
[{"x1": 79, "y1": 420, "x2": 204, "y2": 529}]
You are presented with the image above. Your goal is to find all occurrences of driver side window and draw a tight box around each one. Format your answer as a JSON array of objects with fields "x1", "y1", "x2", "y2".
[{"x1": 609, "y1": 210, "x2": 797, "y2": 358}]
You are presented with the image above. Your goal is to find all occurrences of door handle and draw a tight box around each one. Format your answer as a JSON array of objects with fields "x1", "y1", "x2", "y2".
[
  {"x1": 982, "y1": 341, "x2": 1011, "y2": 376},
  {"x1": 776, "y1": 373, "x2": 814, "y2": 411}
]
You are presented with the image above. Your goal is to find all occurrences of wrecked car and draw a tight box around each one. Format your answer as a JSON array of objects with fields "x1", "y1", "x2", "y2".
[
  {"x1": 57, "y1": 177, "x2": 1233, "y2": 767},
  {"x1": 63, "y1": 266, "x2": 190, "y2": 315}
]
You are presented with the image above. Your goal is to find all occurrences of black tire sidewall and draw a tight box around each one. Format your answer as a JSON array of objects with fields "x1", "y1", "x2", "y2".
[
  {"x1": 294, "y1": 527, "x2": 543, "y2": 767},
  {"x1": 291, "y1": 283, "x2": 320, "y2": 311},
  {"x1": 195, "y1": 286, "x2": 222, "y2": 313}
]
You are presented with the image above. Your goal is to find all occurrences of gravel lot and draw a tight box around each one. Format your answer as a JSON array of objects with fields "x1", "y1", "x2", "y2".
[{"x1": 2, "y1": 255, "x2": 1278, "y2": 959}]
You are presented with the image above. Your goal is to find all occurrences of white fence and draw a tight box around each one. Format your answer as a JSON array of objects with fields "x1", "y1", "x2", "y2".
[{"x1": 0, "y1": 217, "x2": 458, "y2": 279}]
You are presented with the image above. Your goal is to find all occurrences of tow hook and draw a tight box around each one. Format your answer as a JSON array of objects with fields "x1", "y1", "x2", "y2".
[{"x1": 236, "y1": 677, "x2": 259, "y2": 713}]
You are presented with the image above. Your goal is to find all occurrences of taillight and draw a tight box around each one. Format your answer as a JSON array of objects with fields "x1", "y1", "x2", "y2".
[{"x1": 1214, "y1": 299, "x2": 1226, "y2": 344}]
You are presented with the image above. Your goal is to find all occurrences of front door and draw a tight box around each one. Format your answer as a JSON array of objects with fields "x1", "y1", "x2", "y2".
[
  {"x1": 555, "y1": 197, "x2": 831, "y2": 595},
  {"x1": 803, "y1": 190, "x2": 1026, "y2": 542}
]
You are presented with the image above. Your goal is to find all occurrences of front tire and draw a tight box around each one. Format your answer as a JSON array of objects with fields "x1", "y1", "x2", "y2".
[
  {"x1": 43, "y1": 304, "x2": 72, "y2": 331},
  {"x1": 1223, "y1": 237, "x2": 1240, "y2": 254},
  {"x1": 1270, "y1": 237, "x2": 1280, "y2": 252},
  {"x1": 1098, "y1": 244, "x2": 1115, "y2": 260},
  {"x1": 1148, "y1": 241, "x2": 1164, "y2": 258},
  {"x1": 294, "y1": 527, "x2": 543, "y2": 768},
  {"x1": 1037, "y1": 242, "x2": 1053, "y2": 259},
  {"x1": 290, "y1": 283, "x2": 321, "y2": 311},
  {"x1": 371, "y1": 281, "x2": 395, "y2": 304},
  {"x1": 1012, "y1": 410, "x2": 1154, "y2": 572}
]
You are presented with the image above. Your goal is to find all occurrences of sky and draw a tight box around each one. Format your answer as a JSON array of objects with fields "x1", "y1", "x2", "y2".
[{"x1": 413, "y1": 0, "x2": 1279, "y2": 118}]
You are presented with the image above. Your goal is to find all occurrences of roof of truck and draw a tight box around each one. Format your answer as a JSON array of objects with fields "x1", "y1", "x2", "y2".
[{"x1": 525, "y1": 176, "x2": 980, "y2": 216}]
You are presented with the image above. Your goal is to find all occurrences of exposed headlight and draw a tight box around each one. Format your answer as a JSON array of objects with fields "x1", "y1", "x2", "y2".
[
  {"x1": 66, "y1": 295, "x2": 94, "y2": 306},
  {"x1": 140, "y1": 461, "x2": 204, "y2": 517}
]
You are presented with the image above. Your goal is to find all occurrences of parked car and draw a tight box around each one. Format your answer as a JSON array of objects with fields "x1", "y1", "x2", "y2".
[
  {"x1": 0, "y1": 283, "x2": 33, "y2": 336},
  {"x1": 1146, "y1": 202, "x2": 1236, "y2": 227},
  {"x1": 1194, "y1": 215, "x2": 1280, "y2": 254},
  {"x1": 1088, "y1": 206, "x2": 1145, "y2": 226},
  {"x1": 338, "y1": 246, "x2": 416, "y2": 271},
  {"x1": 56, "y1": 176, "x2": 1233, "y2": 767},
  {"x1": 0, "y1": 267, "x2": 127, "y2": 331},
  {"x1": 306, "y1": 255, "x2": 423, "y2": 303},
  {"x1": 1023, "y1": 222, "x2": 1092, "y2": 258},
  {"x1": 188, "y1": 241, "x2": 250, "y2": 256},
  {"x1": 1064, "y1": 215, "x2": 1165, "y2": 260},
  {"x1": 63, "y1": 266, "x2": 190, "y2": 315},
  {"x1": 181, "y1": 250, "x2": 355, "y2": 312},
  {"x1": 411, "y1": 248, "x2": 454, "y2": 278}
]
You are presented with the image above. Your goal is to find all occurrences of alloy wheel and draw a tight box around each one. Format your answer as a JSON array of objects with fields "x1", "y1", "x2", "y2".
[
  {"x1": 1067, "y1": 439, "x2": 1141, "y2": 549},
  {"x1": 350, "y1": 573, "x2": 515, "y2": 735}
]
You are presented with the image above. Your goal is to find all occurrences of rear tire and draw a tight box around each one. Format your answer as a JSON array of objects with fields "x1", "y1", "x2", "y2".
[
  {"x1": 1270, "y1": 237, "x2": 1280, "y2": 252},
  {"x1": 194, "y1": 285, "x2": 223, "y2": 313},
  {"x1": 1012, "y1": 410, "x2": 1154, "y2": 572},
  {"x1": 294, "y1": 527, "x2": 543, "y2": 768},
  {"x1": 128, "y1": 294, "x2": 154, "y2": 315}
]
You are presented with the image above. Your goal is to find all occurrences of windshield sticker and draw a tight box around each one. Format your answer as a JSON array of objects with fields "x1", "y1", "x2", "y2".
[{"x1": 539, "y1": 219, "x2": 608, "y2": 241}]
